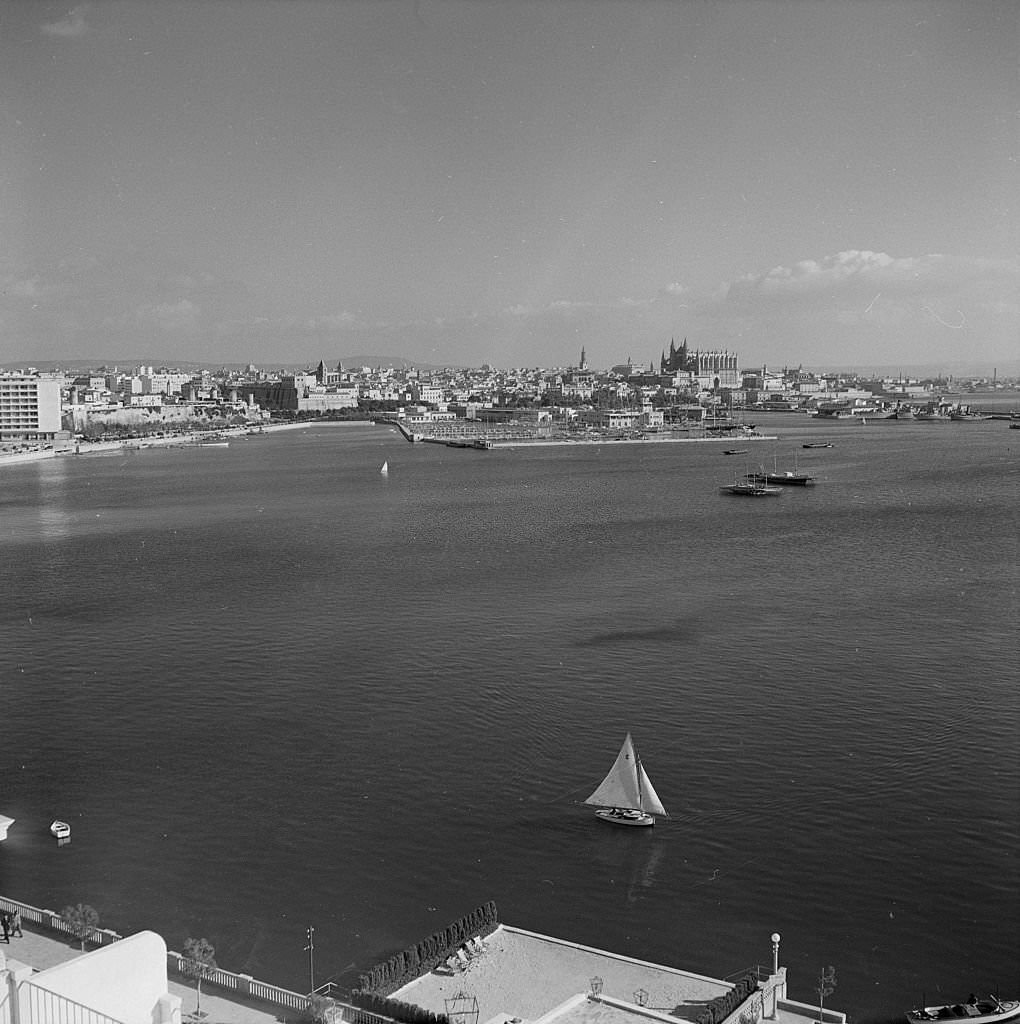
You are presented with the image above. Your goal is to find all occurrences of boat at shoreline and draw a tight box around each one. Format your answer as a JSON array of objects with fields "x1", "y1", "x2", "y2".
[
  {"x1": 747, "y1": 456, "x2": 816, "y2": 487},
  {"x1": 584, "y1": 733, "x2": 667, "y2": 828},
  {"x1": 914, "y1": 402, "x2": 955, "y2": 422},
  {"x1": 748, "y1": 470, "x2": 815, "y2": 487},
  {"x1": 906, "y1": 997, "x2": 1020, "y2": 1024},
  {"x1": 721, "y1": 480, "x2": 783, "y2": 496},
  {"x1": 950, "y1": 409, "x2": 993, "y2": 422}
]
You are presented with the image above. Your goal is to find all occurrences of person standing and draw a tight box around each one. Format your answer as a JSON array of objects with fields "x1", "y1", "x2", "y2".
[
  {"x1": 0, "y1": 911, "x2": 9, "y2": 943},
  {"x1": 10, "y1": 910, "x2": 22, "y2": 938}
]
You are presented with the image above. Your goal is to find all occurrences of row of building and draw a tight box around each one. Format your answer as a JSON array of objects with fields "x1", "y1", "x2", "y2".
[{"x1": 0, "y1": 345, "x2": 990, "y2": 444}]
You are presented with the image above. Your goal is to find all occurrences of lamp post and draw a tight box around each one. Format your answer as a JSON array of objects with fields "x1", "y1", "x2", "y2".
[
  {"x1": 771, "y1": 933, "x2": 781, "y2": 976},
  {"x1": 305, "y1": 926, "x2": 316, "y2": 994}
]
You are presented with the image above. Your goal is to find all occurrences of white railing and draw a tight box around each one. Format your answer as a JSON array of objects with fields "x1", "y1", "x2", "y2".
[
  {"x1": 166, "y1": 951, "x2": 311, "y2": 1011},
  {"x1": 19, "y1": 980, "x2": 126, "y2": 1024},
  {"x1": 248, "y1": 976, "x2": 308, "y2": 1010},
  {"x1": 4, "y1": 893, "x2": 406, "y2": 1024},
  {"x1": 1, "y1": 894, "x2": 320, "y2": 1017},
  {"x1": 0, "y1": 897, "x2": 116, "y2": 952}
]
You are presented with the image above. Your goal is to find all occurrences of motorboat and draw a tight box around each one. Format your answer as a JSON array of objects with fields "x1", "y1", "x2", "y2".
[
  {"x1": 746, "y1": 458, "x2": 816, "y2": 487},
  {"x1": 750, "y1": 470, "x2": 815, "y2": 486},
  {"x1": 50, "y1": 820, "x2": 71, "y2": 839},
  {"x1": 906, "y1": 997, "x2": 1020, "y2": 1024}
]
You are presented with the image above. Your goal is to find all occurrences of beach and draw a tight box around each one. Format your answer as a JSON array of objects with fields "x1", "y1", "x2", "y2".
[{"x1": 0, "y1": 421, "x2": 320, "y2": 468}]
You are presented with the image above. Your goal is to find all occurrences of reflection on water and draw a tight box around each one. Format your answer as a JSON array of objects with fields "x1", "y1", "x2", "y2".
[{"x1": 34, "y1": 457, "x2": 73, "y2": 540}]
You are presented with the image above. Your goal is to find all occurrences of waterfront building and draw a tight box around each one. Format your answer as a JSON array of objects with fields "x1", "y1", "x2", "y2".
[
  {"x1": 393, "y1": 924, "x2": 845, "y2": 1024},
  {"x1": 660, "y1": 339, "x2": 741, "y2": 392},
  {"x1": 0, "y1": 372, "x2": 64, "y2": 443},
  {"x1": 238, "y1": 373, "x2": 359, "y2": 413},
  {"x1": 0, "y1": 931, "x2": 179, "y2": 1024}
]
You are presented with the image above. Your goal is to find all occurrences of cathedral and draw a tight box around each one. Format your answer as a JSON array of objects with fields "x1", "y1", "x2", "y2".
[{"x1": 660, "y1": 338, "x2": 740, "y2": 391}]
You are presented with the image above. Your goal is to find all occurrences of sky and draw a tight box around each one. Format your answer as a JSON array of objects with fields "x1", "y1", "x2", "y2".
[{"x1": 2, "y1": 0, "x2": 1017, "y2": 372}]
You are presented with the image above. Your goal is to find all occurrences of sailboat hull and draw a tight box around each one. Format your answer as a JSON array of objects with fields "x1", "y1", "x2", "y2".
[{"x1": 595, "y1": 809, "x2": 655, "y2": 827}]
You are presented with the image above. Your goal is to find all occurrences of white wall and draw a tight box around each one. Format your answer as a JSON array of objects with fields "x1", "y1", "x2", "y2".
[{"x1": 29, "y1": 930, "x2": 177, "y2": 1024}]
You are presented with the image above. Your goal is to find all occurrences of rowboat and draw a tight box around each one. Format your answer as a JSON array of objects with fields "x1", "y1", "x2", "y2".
[{"x1": 906, "y1": 997, "x2": 1020, "y2": 1024}]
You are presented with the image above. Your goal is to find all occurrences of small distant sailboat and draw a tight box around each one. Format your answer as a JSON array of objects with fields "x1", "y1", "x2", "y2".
[
  {"x1": 584, "y1": 733, "x2": 667, "y2": 828},
  {"x1": 380, "y1": 460, "x2": 389, "y2": 476}
]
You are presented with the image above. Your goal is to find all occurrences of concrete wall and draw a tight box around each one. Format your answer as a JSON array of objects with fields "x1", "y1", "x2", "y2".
[{"x1": 29, "y1": 930, "x2": 178, "y2": 1024}]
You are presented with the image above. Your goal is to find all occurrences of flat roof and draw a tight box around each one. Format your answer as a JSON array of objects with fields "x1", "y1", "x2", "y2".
[{"x1": 392, "y1": 925, "x2": 733, "y2": 1024}]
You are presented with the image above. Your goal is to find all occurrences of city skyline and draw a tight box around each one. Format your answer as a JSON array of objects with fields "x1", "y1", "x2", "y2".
[{"x1": 3, "y1": 0, "x2": 1017, "y2": 371}]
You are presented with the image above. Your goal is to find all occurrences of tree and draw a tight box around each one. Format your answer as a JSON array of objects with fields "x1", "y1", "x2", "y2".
[
  {"x1": 815, "y1": 965, "x2": 837, "y2": 1024},
  {"x1": 305, "y1": 994, "x2": 338, "y2": 1023},
  {"x1": 60, "y1": 903, "x2": 99, "y2": 951},
  {"x1": 182, "y1": 937, "x2": 218, "y2": 1016}
]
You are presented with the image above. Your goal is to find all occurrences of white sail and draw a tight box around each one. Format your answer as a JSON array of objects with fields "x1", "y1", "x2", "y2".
[
  {"x1": 636, "y1": 762, "x2": 667, "y2": 817},
  {"x1": 584, "y1": 733, "x2": 663, "y2": 813},
  {"x1": 380, "y1": 461, "x2": 389, "y2": 475},
  {"x1": 584, "y1": 733, "x2": 667, "y2": 817}
]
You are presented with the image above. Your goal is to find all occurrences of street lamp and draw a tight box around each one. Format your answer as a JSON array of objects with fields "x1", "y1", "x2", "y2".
[
  {"x1": 771, "y1": 933, "x2": 781, "y2": 976},
  {"x1": 305, "y1": 926, "x2": 316, "y2": 994}
]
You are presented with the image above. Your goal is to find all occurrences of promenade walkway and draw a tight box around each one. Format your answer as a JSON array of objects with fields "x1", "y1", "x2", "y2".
[{"x1": 1, "y1": 920, "x2": 294, "y2": 1024}]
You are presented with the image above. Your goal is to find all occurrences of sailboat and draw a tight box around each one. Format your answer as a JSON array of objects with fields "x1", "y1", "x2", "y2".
[
  {"x1": 380, "y1": 461, "x2": 389, "y2": 476},
  {"x1": 584, "y1": 733, "x2": 667, "y2": 827}
]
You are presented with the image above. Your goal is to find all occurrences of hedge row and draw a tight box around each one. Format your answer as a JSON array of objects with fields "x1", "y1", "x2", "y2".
[
  {"x1": 350, "y1": 990, "x2": 451, "y2": 1024},
  {"x1": 694, "y1": 972, "x2": 761, "y2": 1024},
  {"x1": 355, "y1": 900, "x2": 499, "y2": 995}
]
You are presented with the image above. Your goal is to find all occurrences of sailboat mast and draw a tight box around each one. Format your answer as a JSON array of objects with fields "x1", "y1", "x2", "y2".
[{"x1": 635, "y1": 753, "x2": 644, "y2": 811}]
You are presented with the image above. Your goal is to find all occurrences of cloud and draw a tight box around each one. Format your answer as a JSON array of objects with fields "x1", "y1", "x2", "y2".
[
  {"x1": 1, "y1": 274, "x2": 48, "y2": 299},
  {"x1": 102, "y1": 300, "x2": 199, "y2": 332},
  {"x1": 723, "y1": 250, "x2": 935, "y2": 303},
  {"x1": 548, "y1": 299, "x2": 595, "y2": 315},
  {"x1": 41, "y1": 5, "x2": 89, "y2": 37},
  {"x1": 708, "y1": 251, "x2": 1019, "y2": 325},
  {"x1": 303, "y1": 311, "x2": 360, "y2": 329}
]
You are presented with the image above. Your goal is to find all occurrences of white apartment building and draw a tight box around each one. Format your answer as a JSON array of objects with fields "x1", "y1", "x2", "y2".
[{"x1": 0, "y1": 373, "x2": 64, "y2": 442}]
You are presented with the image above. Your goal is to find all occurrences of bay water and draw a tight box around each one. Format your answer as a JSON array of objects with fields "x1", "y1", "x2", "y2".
[{"x1": 1, "y1": 417, "x2": 1017, "y2": 1021}]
